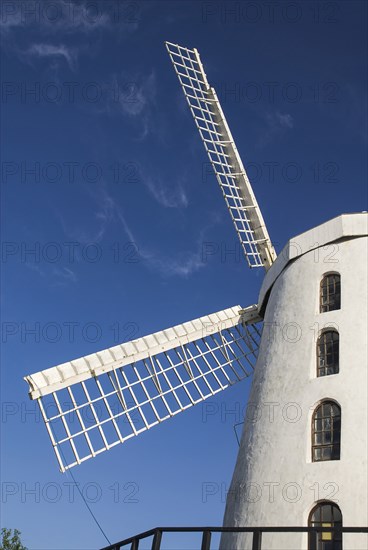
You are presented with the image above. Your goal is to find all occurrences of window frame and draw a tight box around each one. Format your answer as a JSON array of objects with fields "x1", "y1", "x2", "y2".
[
  {"x1": 308, "y1": 501, "x2": 342, "y2": 550},
  {"x1": 320, "y1": 273, "x2": 341, "y2": 313},
  {"x1": 316, "y1": 329, "x2": 339, "y2": 377},
  {"x1": 311, "y1": 400, "x2": 341, "y2": 462}
]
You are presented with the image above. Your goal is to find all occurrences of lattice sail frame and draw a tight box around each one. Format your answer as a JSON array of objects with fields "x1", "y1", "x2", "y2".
[
  {"x1": 25, "y1": 305, "x2": 262, "y2": 472},
  {"x1": 166, "y1": 41, "x2": 276, "y2": 270}
]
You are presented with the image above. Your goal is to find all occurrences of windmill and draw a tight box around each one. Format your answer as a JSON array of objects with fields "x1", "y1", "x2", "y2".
[
  {"x1": 23, "y1": 42, "x2": 276, "y2": 471},
  {"x1": 24, "y1": 43, "x2": 368, "y2": 549}
]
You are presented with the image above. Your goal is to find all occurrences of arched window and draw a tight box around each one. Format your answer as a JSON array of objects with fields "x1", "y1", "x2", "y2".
[
  {"x1": 317, "y1": 331, "x2": 339, "y2": 377},
  {"x1": 309, "y1": 501, "x2": 342, "y2": 550},
  {"x1": 320, "y1": 273, "x2": 341, "y2": 313},
  {"x1": 312, "y1": 401, "x2": 341, "y2": 461}
]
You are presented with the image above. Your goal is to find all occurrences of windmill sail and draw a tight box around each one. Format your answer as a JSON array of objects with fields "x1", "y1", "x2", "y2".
[
  {"x1": 166, "y1": 42, "x2": 276, "y2": 270},
  {"x1": 25, "y1": 305, "x2": 261, "y2": 472}
]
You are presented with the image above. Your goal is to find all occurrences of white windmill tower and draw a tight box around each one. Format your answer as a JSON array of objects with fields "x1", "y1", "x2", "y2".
[{"x1": 24, "y1": 43, "x2": 368, "y2": 550}]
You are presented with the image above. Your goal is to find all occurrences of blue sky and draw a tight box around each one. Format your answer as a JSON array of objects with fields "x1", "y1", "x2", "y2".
[{"x1": 1, "y1": 1, "x2": 367, "y2": 548}]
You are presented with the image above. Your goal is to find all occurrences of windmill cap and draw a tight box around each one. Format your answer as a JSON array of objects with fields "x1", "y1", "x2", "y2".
[{"x1": 258, "y1": 212, "x2": 368, "y2": 314}]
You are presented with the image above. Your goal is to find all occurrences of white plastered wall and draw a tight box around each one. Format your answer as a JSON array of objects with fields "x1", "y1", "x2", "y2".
[{"x1": 221, "y1": 214, "x2": 368, "y2": 550}]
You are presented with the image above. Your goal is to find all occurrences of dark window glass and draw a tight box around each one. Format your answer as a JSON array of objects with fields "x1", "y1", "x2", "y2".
[
  {"x1": 317, "y1": 331, "x2": 339, "y2": 377},
  {"x1": 312, "y1": 401, "x2": 341, "y2": 462},
  {"x1": 309, "y1": 502, "x2": 342, "y2": 550},
  {"x1": 320, "y1": 274, "x2": 341, "y2": 313}
]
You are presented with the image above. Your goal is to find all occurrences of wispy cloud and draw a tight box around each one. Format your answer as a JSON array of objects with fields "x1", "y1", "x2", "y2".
[
  {"x1": 273, "y1": 112, "x2": 294, "y2": 129},
  {"x1": 60, "y1": 193, "x2": 116, "y2": 244},
  {"x1": 24, "y1": 262, "x2": 46, "y2": 278},
  {"x1": 114, "y1": 196, "x2": 217, "y2": 278},
  {"x1": 144, "y1": 176, "x2": 188, "y2": 208},
  {"x1": 53, "y1": 266, "x2": 77, "y2": 283},
  {"x1": 256, "y1": 110, "x2": 294, "y2": 149},
  {"x1": 0, "y1": 0, "x2": 131, "y2": 34},
  {"x1": 59, "y1": 184, "x2": 213, "y2": 278},
  {"x1": 25, "y1": 43, "x2": 78, "y2": 71},
  {"x1": 84, "y1": 189, "x2": 215, "y2": 278},
  {"x1": 24, "y1": 261, "x2": 78, "y2": 286},
  {"x1": 0, "y1": 0, "x2": 140, "y2": 71},
  {"x1": 88, "y1": 71, "x2": 160, "y2": 141},
  {"x1": 112, "y1": 72, "x2": 156, "y2": 117},
  {"x1": 141, "y1": 245, "x2": 206, "y2": 278}
]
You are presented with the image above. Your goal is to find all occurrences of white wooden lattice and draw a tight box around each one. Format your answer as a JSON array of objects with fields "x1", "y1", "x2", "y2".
[
  {"x1": 166, "y1": 41, "x2": 276, "y2": 269},
  {"x1": 25, "y1": 305, "x2": 261, "y2": 471}
]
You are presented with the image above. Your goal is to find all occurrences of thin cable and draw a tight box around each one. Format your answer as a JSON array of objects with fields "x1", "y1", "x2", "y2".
[
  {"x1": 233, "y1": 422, "x2": 243, "y2": 447},
  {"x1": 48, "y1": 420, "x2": 111, "y2": 545},
  {"x1": 65, "y1": 465, "x2": 111, "y2": 545}
]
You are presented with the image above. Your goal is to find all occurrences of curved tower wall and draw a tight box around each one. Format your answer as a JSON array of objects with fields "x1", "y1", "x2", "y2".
[{"x1": 222, "y1": 214, "x2": 368, "y2": 549}]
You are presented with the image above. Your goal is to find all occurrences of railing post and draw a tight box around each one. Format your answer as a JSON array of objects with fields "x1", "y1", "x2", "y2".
[
  {"x1": 152, "y1": 529, "x2": 162, "y2": 550},
  {"x1": 309, "y1": 528, "x2": 316, "y2": 550},
  {"x1": 252, "y1": 529, "x2": 262, "y2": 550},
  {"x1": 130, "y1": 538, "x2": 139, "y2": 550},
  {"x1": 201, "y1": 530, "x2": 212, "y2": 550}
]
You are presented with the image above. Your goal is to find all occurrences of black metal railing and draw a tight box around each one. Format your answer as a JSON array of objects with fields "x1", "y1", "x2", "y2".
[{"x1": 101, "y1": 525, "x2": 368, "y2": 550}]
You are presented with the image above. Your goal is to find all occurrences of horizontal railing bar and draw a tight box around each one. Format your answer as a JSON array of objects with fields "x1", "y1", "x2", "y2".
[{"x1": 101, "y1": 526, "x2": 368, "y2": 550}]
